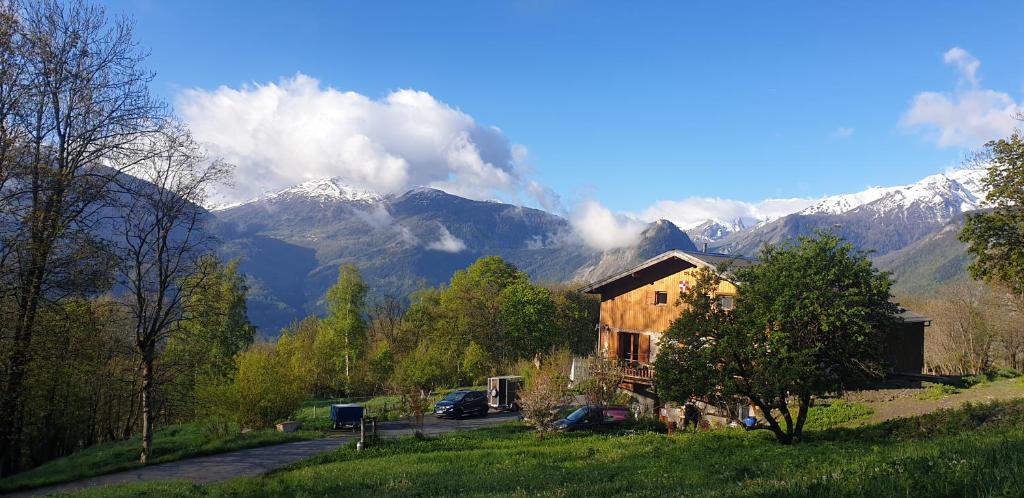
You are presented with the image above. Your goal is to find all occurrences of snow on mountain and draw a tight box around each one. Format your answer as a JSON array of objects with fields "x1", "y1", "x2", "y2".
[
  {"x1": 798, "y1": 168, "x2": 987, "y2": 218},
  {"x1": 212, "y1": 177, "x2": 383, "y2": 211},
  {"x1": 685, "y1": 218, "x2": 754, "y2": 244}
]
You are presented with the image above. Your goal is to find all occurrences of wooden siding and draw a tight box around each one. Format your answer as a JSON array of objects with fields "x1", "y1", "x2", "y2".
[{"x1": 599, "y1": 266, "x2": 737, "y2": 334}]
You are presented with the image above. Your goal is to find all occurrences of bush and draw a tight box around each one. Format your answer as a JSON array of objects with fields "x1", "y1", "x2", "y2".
[
  {"x1": 995, "y1": 367, "x2": 1022, "y2": 379},
  {"x1": 518, "y1": 360, "x2": 571, "y2": 437},
  {"x1": 917, "y1": 383, "x2": 960, "y2": 400},
  {"x1": 233, "y1": 344, "x2": 309, "y2": 429}
]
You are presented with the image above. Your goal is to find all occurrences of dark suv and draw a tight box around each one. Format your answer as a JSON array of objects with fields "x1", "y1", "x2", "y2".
[{"x1": 434, "y1": 390, "x2": 488, "y2": 419}]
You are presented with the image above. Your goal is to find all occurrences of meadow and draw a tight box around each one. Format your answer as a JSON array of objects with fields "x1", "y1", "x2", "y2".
[{"x1": 68, "y1": 398, "x2": 1024, "y2": 498}]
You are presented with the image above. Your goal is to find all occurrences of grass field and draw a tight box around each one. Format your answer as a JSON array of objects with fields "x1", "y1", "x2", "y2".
[
  {"x1": 69, "y1": 399, "x2": 1024, "y2": 498},
  {"x1": 0, "y1": 423, "x2": 318, "y2": 493}
]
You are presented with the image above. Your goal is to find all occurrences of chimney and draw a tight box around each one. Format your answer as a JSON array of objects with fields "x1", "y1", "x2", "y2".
[{"x1": 703, "y1": 242, "x2": 708, "y2": 253}]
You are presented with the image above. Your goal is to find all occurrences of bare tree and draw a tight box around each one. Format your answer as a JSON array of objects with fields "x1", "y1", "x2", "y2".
[
  {"x1": 0, "y1": 0, "x2": 162, "y2": 474},
  {"x1": 368, "y1": 293, "x2": 404, "y2": 347},
  {"x1": 996, "y1": 287, "x2": 1024, "y2": 371},
  {"x1": 112, "y1": 125, "x2": 229, "y2": 464},
  {"x1": 921, "y1": 282, "x2": 1001, "y2": 375}
]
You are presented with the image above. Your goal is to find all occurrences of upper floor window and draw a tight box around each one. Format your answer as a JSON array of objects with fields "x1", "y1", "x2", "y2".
[
  {"x1": 654, "y1": 291, "x2": 668, "y2": 305},
  {"x1": 717, "y1": 295, "x2": 735, "y2": 310}
]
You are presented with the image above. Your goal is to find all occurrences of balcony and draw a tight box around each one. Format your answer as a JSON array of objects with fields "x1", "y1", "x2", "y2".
[{"x1": 618, "y1": 360, "x2": 655, "y2": 383}]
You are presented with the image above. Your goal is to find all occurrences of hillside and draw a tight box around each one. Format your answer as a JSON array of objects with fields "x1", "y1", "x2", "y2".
[
  {"x1": 874, "y1": 214, "x2": 973, "y2": 296},
  {"x1": 213, "y1": 180, "x2": 697, "y2": 335}
]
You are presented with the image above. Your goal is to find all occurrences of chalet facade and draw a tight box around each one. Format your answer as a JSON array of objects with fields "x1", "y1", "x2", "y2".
[{"x1": 582, "y1": 250, "x2": 929, "y2": 395}]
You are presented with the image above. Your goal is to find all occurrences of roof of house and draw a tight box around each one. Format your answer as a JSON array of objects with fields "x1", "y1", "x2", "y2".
[
  {"x1": 897, "y1": 309, "x2": 931, "y2": 324},
  {"x1": 581, "y1": 250, "x2": 758, "y2": 294},
  {"x1": 580, "y1": 249, "x2": 932, "y2": 324}
]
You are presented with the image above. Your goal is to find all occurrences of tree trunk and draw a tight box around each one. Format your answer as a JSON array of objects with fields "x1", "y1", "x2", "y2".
[
  {"x1": 793, "y1": 393, "x2": 812, "y2": 443},
  {"x1": 139, "y1": 348, "x2": 155, "y2": 464}
]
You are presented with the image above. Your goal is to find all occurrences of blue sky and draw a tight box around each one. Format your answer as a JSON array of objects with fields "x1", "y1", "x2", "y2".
[{"x1": 104, "y1": 1, "x2": 1023, "y2": 232}]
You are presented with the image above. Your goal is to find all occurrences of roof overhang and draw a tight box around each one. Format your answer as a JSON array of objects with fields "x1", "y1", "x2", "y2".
[{"x1": 580, "y1": 250, "x2": 756, "y2": 295}]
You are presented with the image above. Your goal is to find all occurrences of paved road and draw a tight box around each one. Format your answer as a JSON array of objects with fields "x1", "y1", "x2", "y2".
[{"x1": 8, "y1": 412, "x2": 520, "y2": 497}]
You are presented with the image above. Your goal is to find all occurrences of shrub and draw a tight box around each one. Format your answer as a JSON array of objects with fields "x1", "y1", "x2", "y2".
[
  {"x1": 233, "y1": 344, "x2": 309, "y2": 429},
  {"x1": 917, "y1": 383, "x2": 960, "y2": 400},
  {"x1": 518, "y1": 360, "x2": 571, "y2": 438},
  {"x1": 995, "y1": 367, "x2": 1021, "y2": 379}
]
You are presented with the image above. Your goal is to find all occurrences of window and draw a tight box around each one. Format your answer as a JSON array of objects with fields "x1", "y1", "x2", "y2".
[
  {"x1": 717, "y1": 295, "x2": 735, "y2": 310},
  {"x1": 654, "y1": 291, "x2": 668, "y2": 305}
]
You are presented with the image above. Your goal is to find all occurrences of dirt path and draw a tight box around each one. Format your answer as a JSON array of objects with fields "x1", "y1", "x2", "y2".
[
  {"x1": 7, "y1": 412, "x2": 520, "y2": 497},
  {"x1": 847, "y1": 378, "x2": 1024, "y2": 425}
]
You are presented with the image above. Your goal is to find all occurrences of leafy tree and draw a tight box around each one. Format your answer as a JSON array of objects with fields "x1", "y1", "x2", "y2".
[
  {"x1": 960, "y1": 131, "x2": 1024, "y2": 297},
  {"x1": 231, "y1": 344, "x2": 308, "y2": 429},
  {"x1": 439, "y1": 256, "x2": 529, "y2": 361},
  {"x1": 462, "y1": 342, "x2": 494, "y2": 384},
  {"x1": 318, "y1": 264, "x2": 368, "y2": 394},
  {"x1": 548, "y1": 284, "x2": 600, "y2": 357},
  {"x1": 654, "y1": 233, "x2": 898, "y2": 444},
  {"x1": 164, "y1": 258, "x2": 255, "y2": 418},
  {"x1": 499, "y1": 281, "x2": 557, "y2": 362},
  {"x1": 0, "y1": 0, "x2": 164, "y2": 474}
]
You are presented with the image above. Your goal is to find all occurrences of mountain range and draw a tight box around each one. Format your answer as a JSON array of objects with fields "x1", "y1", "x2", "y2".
[{"x1": 211, "y1": 169, "x2": 987, "y2": 336}]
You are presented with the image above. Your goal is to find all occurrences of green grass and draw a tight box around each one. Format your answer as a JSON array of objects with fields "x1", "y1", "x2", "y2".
[
  {"x1": 802, "y1": 400, "x2": 874, "y2": 430},
  {"x1": 70, "y1": 399, "x2": 1024, "y2": 498},
  {"x1": 917, "y1": 383, "x2": 961, "y2": 400},
  {"x1": 0, "y1": 422, "x2": 318, "y2": 493}
]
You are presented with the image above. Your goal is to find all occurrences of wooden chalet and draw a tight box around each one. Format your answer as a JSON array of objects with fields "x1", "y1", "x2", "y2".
[{"x1": 581, "y1": 249, "x2": 929, "y2": 397}]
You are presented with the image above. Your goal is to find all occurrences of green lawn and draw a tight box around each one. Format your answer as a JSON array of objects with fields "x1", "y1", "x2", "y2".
[
  {"x1": 70, "y1": 399, "x2": 1024, "y2": 497},
  {"x1": 0, "y1": 423, "x2": 318, "y2": 493}
]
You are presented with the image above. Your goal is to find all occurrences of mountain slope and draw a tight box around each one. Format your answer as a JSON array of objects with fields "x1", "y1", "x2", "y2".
[
  {"x1": 874, "y1": 214, "x2": 973, "y2": 297},
  {"x1": 214, "y1": 180, "x2": 696, "y2": 335},
  {"x1": 712, "y1": 169, "x2": 987, "y2": 258}
]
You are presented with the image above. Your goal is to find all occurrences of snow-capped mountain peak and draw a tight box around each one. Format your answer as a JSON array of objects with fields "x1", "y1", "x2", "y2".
[
  {"x1": 798, "y1": 168, "x2": 987, "y2": 217},
  {"x1": 213, "y1": 177, "x2": 383, "y2": 211},
  {"x1": 684, "y1": 217, "x2": 755, "y2": 244}
]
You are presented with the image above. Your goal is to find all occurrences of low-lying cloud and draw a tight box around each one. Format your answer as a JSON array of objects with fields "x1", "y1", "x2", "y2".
[
  {"x1": 570, "y1": 201, "x2": 648, "y2": 251},
  {"x1": 426, "y1": 225, "x2": 467, "y2": 253},
  {"x1": 639, "y1": 196, "x2": 816, "y2": 229},
  {"x1": 178, "y1": 74, "x2": 524, "y2": 203}
]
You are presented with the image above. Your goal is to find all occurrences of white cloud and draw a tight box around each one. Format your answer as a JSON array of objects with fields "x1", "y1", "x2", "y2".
[
  {"x1": 943, "y1": 47, "x2": 980, "y2": 87},
  {"x1": 901, "y1": 47, "x2": 1021, "y2": 147},
  {"x1": 833, "y1": 127, "x2": 855, "y2": 138},
  {"x1": 426, "y1": 225, "x2": 467, "y2": 253},
  {"x1": 638, "y1": 196, "x2": 816, "y2": 229},
  {"x1": 570, "y1": 200, "x2": 647, "y2": 251},
  {"x1": 178, "y1": 74, "x2": 524, "y2": 203}
]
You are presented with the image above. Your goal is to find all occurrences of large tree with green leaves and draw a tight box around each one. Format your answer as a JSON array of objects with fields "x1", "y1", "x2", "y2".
[
  {"x1": 499, "y1": 281, "x2": 557, "y2": 363},
  {"x1": 164, "y1": 258, "x2": 255, "y2": 418},
  {"x1": 318, "y1": 264, "x2": 369, "y2": 394},
  {"x1": 654, "y1": 233, "x2": 898, "y2": 444},
  {"x1": 960, "y1": 130, "x2": 1024, "y2": 298}
]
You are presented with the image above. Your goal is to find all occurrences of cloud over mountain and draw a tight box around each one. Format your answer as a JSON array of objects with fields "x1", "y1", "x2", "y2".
[{"x1": 177, "y1": 74, "x2": 525, "y2": 203}]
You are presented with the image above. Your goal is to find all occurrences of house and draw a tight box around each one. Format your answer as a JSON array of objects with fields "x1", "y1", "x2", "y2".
[{"x1": 581, "y1": 249, "x2": 929, "y2": 399}]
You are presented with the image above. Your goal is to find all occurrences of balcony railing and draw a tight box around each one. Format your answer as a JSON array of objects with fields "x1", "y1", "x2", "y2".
[{"x1": 618, "y1": 360, "x2": 655, "y2": 382}]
